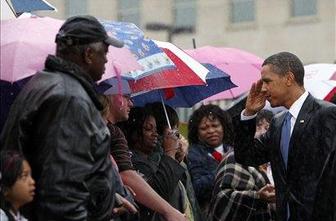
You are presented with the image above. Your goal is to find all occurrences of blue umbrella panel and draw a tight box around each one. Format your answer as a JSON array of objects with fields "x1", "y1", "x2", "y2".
[
  {"x1": 132, "y1": 63, "x2": 237, "y2": 108},
  {"x1": 11, "y1": 0, "x2": 55, "y2": 14}
]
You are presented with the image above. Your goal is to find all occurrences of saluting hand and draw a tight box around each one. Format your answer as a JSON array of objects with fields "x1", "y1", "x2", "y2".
[{"x1": 245, "y1": 79, "x2": 267, "y2": 116}]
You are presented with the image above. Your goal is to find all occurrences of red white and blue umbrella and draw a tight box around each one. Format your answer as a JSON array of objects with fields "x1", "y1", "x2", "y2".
[
  {"x1": 98, "y1": 40, "x2": 208, "y2": 95},
  {"x1": 132, "y1": 63, "x2": 237, "y2": 107},
  {"x1": 100, "y1": 20, "x2": 176, "y2": 80}
]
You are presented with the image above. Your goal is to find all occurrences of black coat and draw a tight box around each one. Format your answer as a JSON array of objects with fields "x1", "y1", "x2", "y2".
[
  {"x1": 311, "y1": 148, "x2": 336, "y2": 221},
  {"x1": 234, "y1": 95, "x2": 336, "y2": 221},
  {"x1": 131, "y1": 150, "x2": 185, "y2": 221},
  {"x1": 1, "y1": 55, "x2": 116, "y2": 220}
]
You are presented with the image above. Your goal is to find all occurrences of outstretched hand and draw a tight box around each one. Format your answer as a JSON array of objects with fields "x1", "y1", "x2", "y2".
[
  {"x1": 113, "y1": 193, "x2": 138, "y2": 216},
  {"x1": 258, "y1": 184, "x2": 276, "y2": 203},
  {"x1": 245, "y1": 79, "x2": 267, "y2": 116}
]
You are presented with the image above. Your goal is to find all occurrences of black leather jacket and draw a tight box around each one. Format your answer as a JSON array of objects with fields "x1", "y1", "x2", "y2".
[{"x1": 1, "y1": 55, "x2": 115, "y2": 220}]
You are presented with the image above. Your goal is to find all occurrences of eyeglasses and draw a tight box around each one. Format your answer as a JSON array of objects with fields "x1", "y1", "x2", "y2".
[
  {"x1": 122, "y1": 94, "x2": 133, "y2": 103},
  {"x1": 172, "y1": 129, "x2": 181, "y2": 138}
]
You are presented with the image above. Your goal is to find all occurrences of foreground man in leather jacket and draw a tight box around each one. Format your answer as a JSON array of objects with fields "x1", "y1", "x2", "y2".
[{"x1": 0, "y1": 15, "x2": 124, "y2": 220}]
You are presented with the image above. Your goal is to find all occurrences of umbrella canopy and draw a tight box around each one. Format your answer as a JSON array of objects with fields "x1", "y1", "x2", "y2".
[
  {"x1": 132, "y1": 63, "x2": 237, "y2": 107},
  {"x1": 100, "y1": 20, "x2": 176, "y2": 80},
  {"x1": 185, "y1": 46, "x2": 263, "y2": 101},
  {"x1": 304, "y1": 63, "x2": 336, "y2": 101},
  {"x1": 98, "y1": 41, "x2": 208, "y2": 95},
  {"x1": 1, "y1": 0, "x2": 16, "y2": 20},
  {"x1": 10, "y1": 0, "x2": 56, "y2": 15},
  {"x1": 0, "y1": 16, "x2": 142, "y2": 83}
]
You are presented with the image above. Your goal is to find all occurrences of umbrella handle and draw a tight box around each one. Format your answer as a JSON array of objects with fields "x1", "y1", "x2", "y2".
[{"x1": 160, "y1": 95, "x2": 171, "y2": 130}]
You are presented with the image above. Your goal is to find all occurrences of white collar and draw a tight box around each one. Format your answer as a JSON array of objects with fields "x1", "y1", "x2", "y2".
[
  {"x1": 288, "y1": 91, "x2": 309, "y2": 120},
  {"x1": 215, "y1": 144, "x2": 223, "y2": 153}
]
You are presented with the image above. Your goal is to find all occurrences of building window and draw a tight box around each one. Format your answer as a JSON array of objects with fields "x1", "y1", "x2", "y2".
[
  {"x1": 117, "y1": 0, "x2": 140, "y2": 26},
  {"x1": 230, "y1": 0, "x2": 255, "y2": 23},
  {"x1": 291, "y1": 0, "x2": 317, "y2": 17},
  {"x1": 67, "y1": 0, "x2": 87, "y2": 17},
  {"x1": 174, "y1": 0, "x2": 197, "y2": 28}
]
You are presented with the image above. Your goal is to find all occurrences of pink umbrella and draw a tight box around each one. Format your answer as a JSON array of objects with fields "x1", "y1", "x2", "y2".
[
  {"x1": 185, "y1": 46, "x2": 263, "y2": 101},
  {"x1": 0, "y1": 16, "x2": 142, "y2": 83},
  {"x1": 304, "y1": 63, "x2": 336, "y2": 101}
]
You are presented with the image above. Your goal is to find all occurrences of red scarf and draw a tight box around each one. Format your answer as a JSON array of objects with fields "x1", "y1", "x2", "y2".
[{"x1": 212, "y1": 150, "x2": 223, "y2": 162}]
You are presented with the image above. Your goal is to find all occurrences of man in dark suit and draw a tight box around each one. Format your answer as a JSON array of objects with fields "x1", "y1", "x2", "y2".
[{"x1": 234, "y1": 52, "x2": 336, "y2": 221}]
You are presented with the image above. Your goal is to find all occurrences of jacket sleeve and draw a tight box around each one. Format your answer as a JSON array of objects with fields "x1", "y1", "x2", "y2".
[
  {"x1": 234, "y1": 118, "x2": 272, "y2": 167},
  {"x1": 186, "y1": 146, "x2": 217, "y2": 203},
  {"x1": 133, "y1": 154, "x2": 185, "y2": 201},
  {"x1": 35, "y1": 96, "x2": 115, "y2": 220}
]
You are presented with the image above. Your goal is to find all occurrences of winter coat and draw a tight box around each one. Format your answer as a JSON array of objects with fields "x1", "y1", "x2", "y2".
[{"x1": 1, "y1": 55, "x2": 116, "y2": 221}]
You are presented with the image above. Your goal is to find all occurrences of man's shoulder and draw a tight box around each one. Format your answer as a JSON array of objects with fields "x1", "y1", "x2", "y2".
[
  {"x1": 306, "y1": 96, "x2": 336, "y2": 116},
  {"x1": 26, "y1": 70, "x2": 90, "y2": 100},
  {"x1": 107, "y1": 123, "x2": 125, "y2": 138}
]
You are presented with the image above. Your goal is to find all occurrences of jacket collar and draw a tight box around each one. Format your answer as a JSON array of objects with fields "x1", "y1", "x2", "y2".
[{"x1": 44, "y1": 55, "x2": 103, "y2": 110}]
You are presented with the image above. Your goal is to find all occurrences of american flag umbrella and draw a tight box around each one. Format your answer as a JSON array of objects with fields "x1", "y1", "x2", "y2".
[{"x1": 96, "y1": 25, "x2": 208, "y2": 94}]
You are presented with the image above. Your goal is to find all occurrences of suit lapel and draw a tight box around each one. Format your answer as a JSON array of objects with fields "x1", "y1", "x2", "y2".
[{"x1": 287, "y1": 95, "x2": 316, "y2": 172}]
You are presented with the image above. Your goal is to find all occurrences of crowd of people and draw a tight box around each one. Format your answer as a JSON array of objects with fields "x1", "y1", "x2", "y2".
[{"x1": 0, "y1": 15, "x2": 335, "y2": 221}]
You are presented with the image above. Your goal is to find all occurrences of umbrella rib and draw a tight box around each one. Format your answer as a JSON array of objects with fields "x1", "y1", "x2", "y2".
[{"x1": 5, "y1": 0, "x2": 17, "y2": 16}]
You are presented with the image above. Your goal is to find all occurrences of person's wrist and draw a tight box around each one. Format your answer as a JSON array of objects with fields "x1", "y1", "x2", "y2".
[
  {"x1": 256, "y1": 191, "x2": 261, "y2": 199},
  {"x1": 244, "y1": 109, "x2": 257, "y2": 116}
]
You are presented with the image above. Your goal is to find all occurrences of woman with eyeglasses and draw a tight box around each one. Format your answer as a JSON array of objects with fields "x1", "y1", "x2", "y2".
[{"x1": 117, "y1": 107, "x2": 185, "y2": 221}]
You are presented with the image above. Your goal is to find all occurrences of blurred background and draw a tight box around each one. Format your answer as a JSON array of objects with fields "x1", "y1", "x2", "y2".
[{"x1": 5, "y1": 0, "x2": 336, "y2": 122}]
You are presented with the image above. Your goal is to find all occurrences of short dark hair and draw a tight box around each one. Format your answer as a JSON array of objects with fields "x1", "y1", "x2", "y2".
[
  {"x1": 0, "y1": 150, "x2": 26, "y2": 216},
  {"x1": 117, "y1": 107, "x2": 153, "y2": 149},
  {"x1": 256, "y1": 109, "x2": 274, "y2": 125},
  {"x1": 146, "y1": 102, "x2": 179, "y2": 136},
  {"x1": 188, "y1": 104, "x2": 234, "y2": 146},
  {"x1": 262, "y1": 52, "x2": 305, "y2": 86}
]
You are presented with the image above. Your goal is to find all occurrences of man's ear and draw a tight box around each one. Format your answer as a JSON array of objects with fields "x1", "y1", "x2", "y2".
[
  {"x1": 84, "y1": 47, "x2": 93, "y2": 64},
  {"x1": 286, "y1": 71, "x2": 295, "y2": 86}
]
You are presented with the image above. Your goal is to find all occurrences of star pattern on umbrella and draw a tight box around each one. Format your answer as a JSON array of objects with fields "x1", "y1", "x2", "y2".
[{"x1": 100, "y1": 20, "x2": 175, "y2": 79}]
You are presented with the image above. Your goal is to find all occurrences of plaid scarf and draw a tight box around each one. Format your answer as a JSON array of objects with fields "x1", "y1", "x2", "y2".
[{"x1": 208, "y1": 152, "x2": 275, "y2": 221}]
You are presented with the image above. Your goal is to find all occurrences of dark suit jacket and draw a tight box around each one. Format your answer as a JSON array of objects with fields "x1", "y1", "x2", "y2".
[
  {"x1": 234, "y1": 94, "x2": 336, "y2": 221},
  {"x1": 311, "y1": 148, "x2": 336, "y2": 221}
]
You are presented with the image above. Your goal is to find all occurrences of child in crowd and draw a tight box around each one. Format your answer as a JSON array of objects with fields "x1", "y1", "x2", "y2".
[{"x1": 0, "y1": 151, "x2": 35, "y2": 221}]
